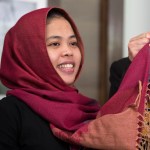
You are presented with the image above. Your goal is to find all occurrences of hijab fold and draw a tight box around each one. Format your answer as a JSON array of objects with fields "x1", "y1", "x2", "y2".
[{"x1": 0, "y1": 6, "x2": 150, "y2": 150}]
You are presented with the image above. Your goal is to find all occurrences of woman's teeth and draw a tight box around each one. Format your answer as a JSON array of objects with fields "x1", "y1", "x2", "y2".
[{"x1": 59, "y1": 64, "x2": 74, "y2": 68}]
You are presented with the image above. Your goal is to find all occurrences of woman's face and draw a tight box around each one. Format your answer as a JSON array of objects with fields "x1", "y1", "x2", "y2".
[{"x1": 46, "y1": 16, "x2": 81, "y2": 86}]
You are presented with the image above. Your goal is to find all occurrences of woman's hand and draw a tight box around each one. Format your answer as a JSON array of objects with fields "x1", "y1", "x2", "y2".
[{"x1": 128, "y1": 32, "x2": 150, "y2": 61}]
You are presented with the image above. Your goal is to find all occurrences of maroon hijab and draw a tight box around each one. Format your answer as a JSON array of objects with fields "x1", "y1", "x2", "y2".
[{"x1": 0, "y1": 7, "x2": 99, "y2": 133}]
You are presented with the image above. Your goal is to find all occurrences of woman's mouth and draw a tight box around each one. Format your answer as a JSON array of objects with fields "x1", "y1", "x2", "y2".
[{"x1": 57, "y1": 63, "x2": 75, "y2": 74}]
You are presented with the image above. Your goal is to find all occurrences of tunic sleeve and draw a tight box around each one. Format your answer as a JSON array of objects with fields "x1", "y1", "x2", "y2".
[{"x1": 0, "y1": 97, "x2": 20, "y2": 150}]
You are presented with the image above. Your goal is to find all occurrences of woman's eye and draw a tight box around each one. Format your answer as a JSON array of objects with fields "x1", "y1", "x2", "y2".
[
  {"x1": 70, "y1": 42, "x2": 78, "y2": 47},
  {"x1": 48, "y1": 42, "x2": 60, "y2": 47}
]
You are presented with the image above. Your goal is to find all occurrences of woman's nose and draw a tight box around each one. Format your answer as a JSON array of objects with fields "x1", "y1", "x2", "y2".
[{"x1": 62, "y1": 46, "x2": 73, "y2": 57}]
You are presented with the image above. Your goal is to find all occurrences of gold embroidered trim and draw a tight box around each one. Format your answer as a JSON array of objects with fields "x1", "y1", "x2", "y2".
[{"x1": 137, "y1": 83, "x2": 150, "y2": 150}]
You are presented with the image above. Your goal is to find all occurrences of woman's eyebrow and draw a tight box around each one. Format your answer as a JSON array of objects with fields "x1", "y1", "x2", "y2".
[
  {"x1": 46, "y1": 35, "x2": 76, "y2": 41},
  {"x1": 70, "y1": 35, "x2": 76, "y2": 39},
  {"x1": 46, "y1": 35, "x2": 62, "y2": 41}
]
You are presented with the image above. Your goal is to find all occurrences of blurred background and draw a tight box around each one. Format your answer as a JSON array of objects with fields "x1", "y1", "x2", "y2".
[{"x1": 0, "y1": 0, "x2": 150, "y2": 105}]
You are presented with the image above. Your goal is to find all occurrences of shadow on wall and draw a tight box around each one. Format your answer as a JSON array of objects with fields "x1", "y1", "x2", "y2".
[{"x1": 0, "y1": 83, "x2": 7, "y2": 98}]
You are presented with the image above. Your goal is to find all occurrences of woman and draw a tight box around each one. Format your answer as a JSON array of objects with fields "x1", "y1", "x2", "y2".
[
  {"x1": 0, "y1": 6, "x2": 149, "y2": 150},
  {"x1": 0, "y1": 7, "x2": 100, "y2": 150}
]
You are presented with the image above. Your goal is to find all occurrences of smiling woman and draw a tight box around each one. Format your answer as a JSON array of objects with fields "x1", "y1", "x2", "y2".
[
  {"x1": 46, "y1": 11, "x2": 81, "y2": 86},
  {"x1": 0, "y1": 5, "x2": 149, "y2": 150},
  {"x1": 0, "y1": 6, "x2": 100, "y2": 150}
]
